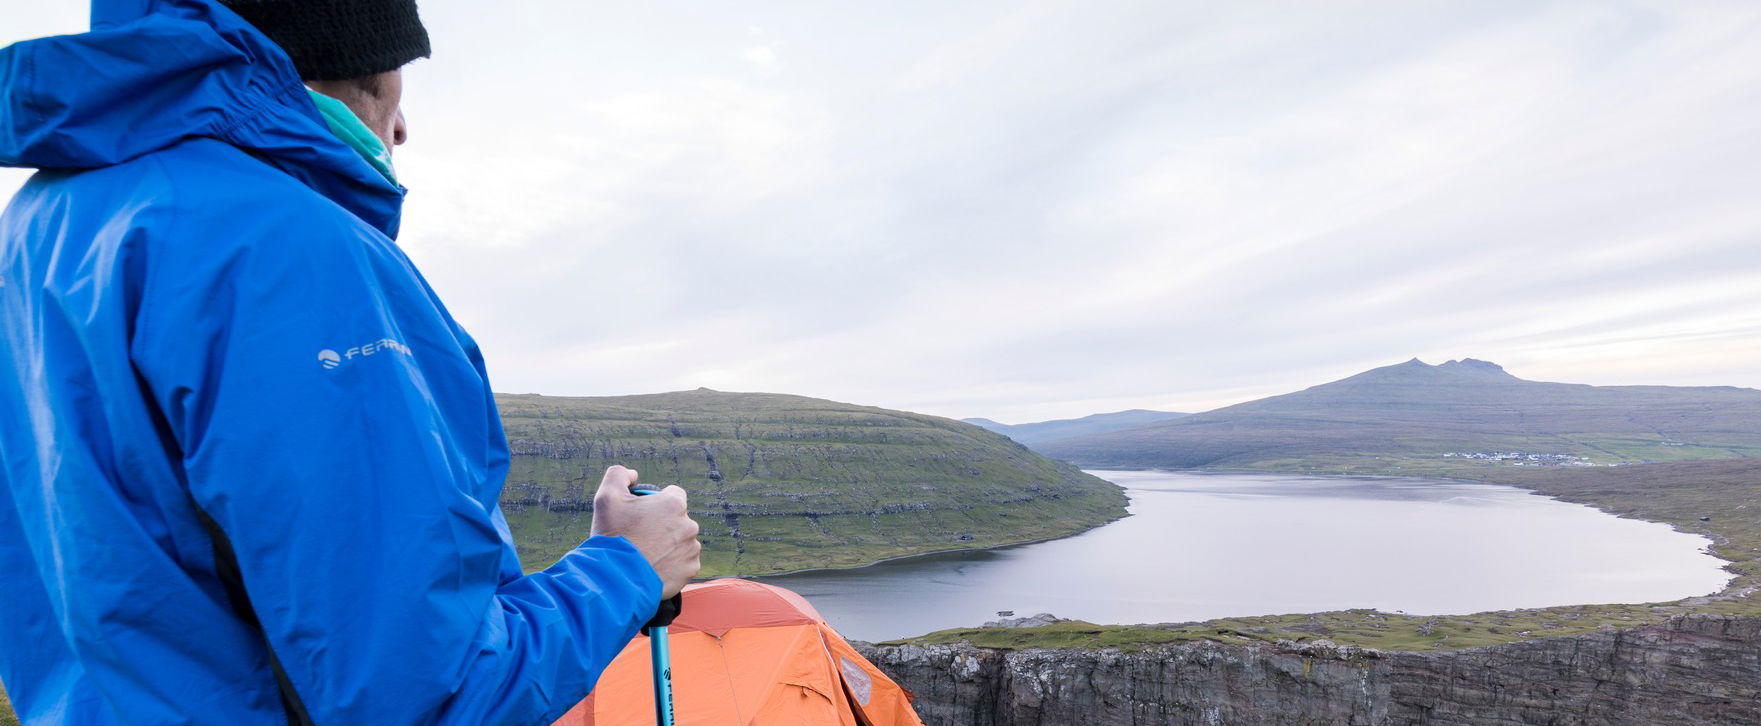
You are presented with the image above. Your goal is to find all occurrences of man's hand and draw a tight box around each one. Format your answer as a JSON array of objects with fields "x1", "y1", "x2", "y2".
[{"x1": 590, "y1": 466, "x2": 701, "y2": 598}]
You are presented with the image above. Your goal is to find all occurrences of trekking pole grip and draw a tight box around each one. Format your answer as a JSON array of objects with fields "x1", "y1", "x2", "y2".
[{"x1": 628, "y1": 482, "x2": 686, "y2": 626}]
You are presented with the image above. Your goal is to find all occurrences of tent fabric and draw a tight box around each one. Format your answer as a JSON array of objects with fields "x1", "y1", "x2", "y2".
[
  {"x1": 666, "y1": 577, "x2": 826, "y2": 637},
  {"x1": 557, "y1": 579, "x2": 924, "y2": 726}
]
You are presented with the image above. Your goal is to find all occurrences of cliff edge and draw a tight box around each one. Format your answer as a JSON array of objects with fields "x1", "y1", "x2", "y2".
[{"x1": 861, "y1": 614, "x2": 1761, "y2": 725}]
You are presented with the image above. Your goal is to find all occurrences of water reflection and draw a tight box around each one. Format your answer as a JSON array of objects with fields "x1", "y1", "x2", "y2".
[{"x1": 756, "y1": 470, "x2": 1732, "y2": 642}]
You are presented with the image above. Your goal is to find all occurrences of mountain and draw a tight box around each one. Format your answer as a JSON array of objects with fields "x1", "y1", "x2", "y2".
[
  {"x1": 963, "y1": 410, "x2": 1190, "y2": 448},
  {"x1": 1038, "y1": 358, "x2": 1761, "y2": 469},
  {"x1": 495, "y1": 389, "x2": 1127, "y2": 576}
]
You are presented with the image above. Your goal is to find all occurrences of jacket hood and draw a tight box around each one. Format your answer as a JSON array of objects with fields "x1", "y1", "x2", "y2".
[{"x1": 0, "y1": 0, "x2": 404, "y2": 234}]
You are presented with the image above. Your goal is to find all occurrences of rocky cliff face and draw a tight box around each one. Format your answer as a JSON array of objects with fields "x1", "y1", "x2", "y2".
[
  {"x1": 859, "y1": 615, "x2": 1761, "y2": 725},
  {"x1": 493, "y1": 389, "x2": 1127, "y2": 576}
]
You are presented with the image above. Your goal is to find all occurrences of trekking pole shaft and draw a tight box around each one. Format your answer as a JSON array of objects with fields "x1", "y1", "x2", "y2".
[{"x1": 648, "y1": 625, "x2": 675, "y2": 726}]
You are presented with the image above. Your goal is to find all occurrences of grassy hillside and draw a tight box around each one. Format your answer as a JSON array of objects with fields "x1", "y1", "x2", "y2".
[
  {"x1": 497, "y1": 389, "x2": 1127, "y2": 576},
  {"x1": 963, "y1": 409, "x2": 1188, "y2": 447},
  {"x1": 897, "y1": 459, "x2": 1761, "y2": 652},
  {"x1": 1041, "y1": 358, "x2": 1761, "y2": 469}
]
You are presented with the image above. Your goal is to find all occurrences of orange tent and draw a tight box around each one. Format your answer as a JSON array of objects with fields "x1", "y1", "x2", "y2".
[{"x1": 555, "y1": 579, "x2": 925, "y2": 726}]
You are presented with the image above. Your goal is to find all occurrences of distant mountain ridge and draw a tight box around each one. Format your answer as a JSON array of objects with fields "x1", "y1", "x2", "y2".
[
  {"x1": 1038, "y1": 358, "x2": 1761, "y2": 469},
  {"x1": 963, "y1": 409, "x2": 1189, "y2": 447}
]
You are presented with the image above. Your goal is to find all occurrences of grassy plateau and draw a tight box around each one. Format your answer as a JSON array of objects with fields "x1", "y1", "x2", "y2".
[{"x1": 497, "y1": 389, "x2": 1126, "y2": 576}]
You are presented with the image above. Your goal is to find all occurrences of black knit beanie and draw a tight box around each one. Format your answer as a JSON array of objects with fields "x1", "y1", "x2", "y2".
[{"x1": 220, "y1": 0, "x2": 431, "y2": 81}]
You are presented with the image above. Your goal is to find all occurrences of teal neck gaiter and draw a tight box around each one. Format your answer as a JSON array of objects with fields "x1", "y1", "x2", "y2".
[{"x1": 306, "y1": 88, "x2": 398, "y2": 184}]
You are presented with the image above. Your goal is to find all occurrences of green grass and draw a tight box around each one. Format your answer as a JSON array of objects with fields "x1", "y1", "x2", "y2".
[
  {"x1": 894, "y1": 620, "x2": 1227, "y2": 652},
  {"x1": 497, "y1": 389, "x2": 1128, "y2": 576},
  {"x1": 893, "y1": 604, "x2": 1676, "y2": 653},
  {"x1": 894, "y1": 458, "x2": 1761, "y2": 654},
  {"x1": 1, "y1": 681, "x2": 15, "y2": 726}
]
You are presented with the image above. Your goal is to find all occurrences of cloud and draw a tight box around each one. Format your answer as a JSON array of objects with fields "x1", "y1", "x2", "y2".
[
  {"x1": 5, "y1": 1, "x2": 1759, "y2": 423},
  {"x1": 740, "y1": 43, "x2": 783, "y2": 76}
]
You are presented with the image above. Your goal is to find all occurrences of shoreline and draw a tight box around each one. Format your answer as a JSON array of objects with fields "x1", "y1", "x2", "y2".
[
  {"x1": 723, "y1": 508, "x2": 1133, "y2": 580},
  {"x1": 759, "y1": 466, "x2": 1742, "y2": 641}
]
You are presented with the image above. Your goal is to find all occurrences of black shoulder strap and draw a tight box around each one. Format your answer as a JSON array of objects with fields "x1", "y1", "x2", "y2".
[{"x1": 193, "y1": 505, "x2": 317, "y2": 726}]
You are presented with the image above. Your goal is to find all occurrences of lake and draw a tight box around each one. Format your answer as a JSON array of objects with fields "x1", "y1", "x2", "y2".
[{"x1": 757, "y1": 470, "x2": 1732, "y2": 642}]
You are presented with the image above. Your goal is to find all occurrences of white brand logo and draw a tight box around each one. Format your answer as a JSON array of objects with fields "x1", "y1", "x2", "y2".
[{"x1": 317, "y1": 338, "x2": 413, "y2": 370}]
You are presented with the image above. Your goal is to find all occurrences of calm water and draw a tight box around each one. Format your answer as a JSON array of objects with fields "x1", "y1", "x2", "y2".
[{"x1": 757, "y1": 470, "x2": 1731, "y2": 642}]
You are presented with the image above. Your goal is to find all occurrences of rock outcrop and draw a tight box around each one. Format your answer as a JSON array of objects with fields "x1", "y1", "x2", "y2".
[
  {"x1": 982, "y1": 613, "x2": 1067, "y2": 629},
  {"x1": 860, "y1": 615, "x2": 1761, "y2": 725}
]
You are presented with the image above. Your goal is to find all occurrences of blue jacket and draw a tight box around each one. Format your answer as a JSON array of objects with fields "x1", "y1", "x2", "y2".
[{"x1": 0, "y1": 2, "x2": 661, "y2": 724}]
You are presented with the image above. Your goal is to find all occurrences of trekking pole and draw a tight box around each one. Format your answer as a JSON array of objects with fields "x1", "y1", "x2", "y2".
[{"x1": 629, "y1": 483, "x2": 682, "y2": 726}]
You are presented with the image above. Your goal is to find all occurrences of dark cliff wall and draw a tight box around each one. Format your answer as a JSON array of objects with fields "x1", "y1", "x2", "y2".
[{"x1": 859, "y1": 615, "x2": 1761, "y2": 725}]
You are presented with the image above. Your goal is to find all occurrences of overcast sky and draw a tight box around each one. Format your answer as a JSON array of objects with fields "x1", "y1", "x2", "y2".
[{"x1": 6, "y1": 1, "x2": 1759, "y2": 423}]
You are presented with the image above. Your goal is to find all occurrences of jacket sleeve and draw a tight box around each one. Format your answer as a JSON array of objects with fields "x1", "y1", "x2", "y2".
[{"x1": 130, "y1": 186, "x2": 660, "y2": 726}]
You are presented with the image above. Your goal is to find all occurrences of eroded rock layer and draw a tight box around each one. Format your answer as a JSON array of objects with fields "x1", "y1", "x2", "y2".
[{"x1": 861, "y1": 615, "x2": 1761, "y2": 725}]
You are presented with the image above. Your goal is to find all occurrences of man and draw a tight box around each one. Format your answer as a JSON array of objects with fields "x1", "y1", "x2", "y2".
[{"x1": 0, "y1": 0, "x2": 701, "y2": 724}]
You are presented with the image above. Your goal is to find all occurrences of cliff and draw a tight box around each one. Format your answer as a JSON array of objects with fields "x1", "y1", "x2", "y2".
[
  {"x1": 860, "y1": 614, "x2": 1761, "y2": 725},
  {"x1": 495, "y1": 389, "x2": 1126, "y2": 576}
]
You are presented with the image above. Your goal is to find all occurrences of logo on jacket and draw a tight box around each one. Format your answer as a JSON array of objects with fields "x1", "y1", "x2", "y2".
[{"x1": 317, "y1": 339, "x2": 413, "y2": 370}]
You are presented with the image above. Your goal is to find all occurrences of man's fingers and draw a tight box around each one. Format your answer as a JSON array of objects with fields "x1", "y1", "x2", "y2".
[{"x1": 595, "y1": 465, "x2": 638, "y2": 500}]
